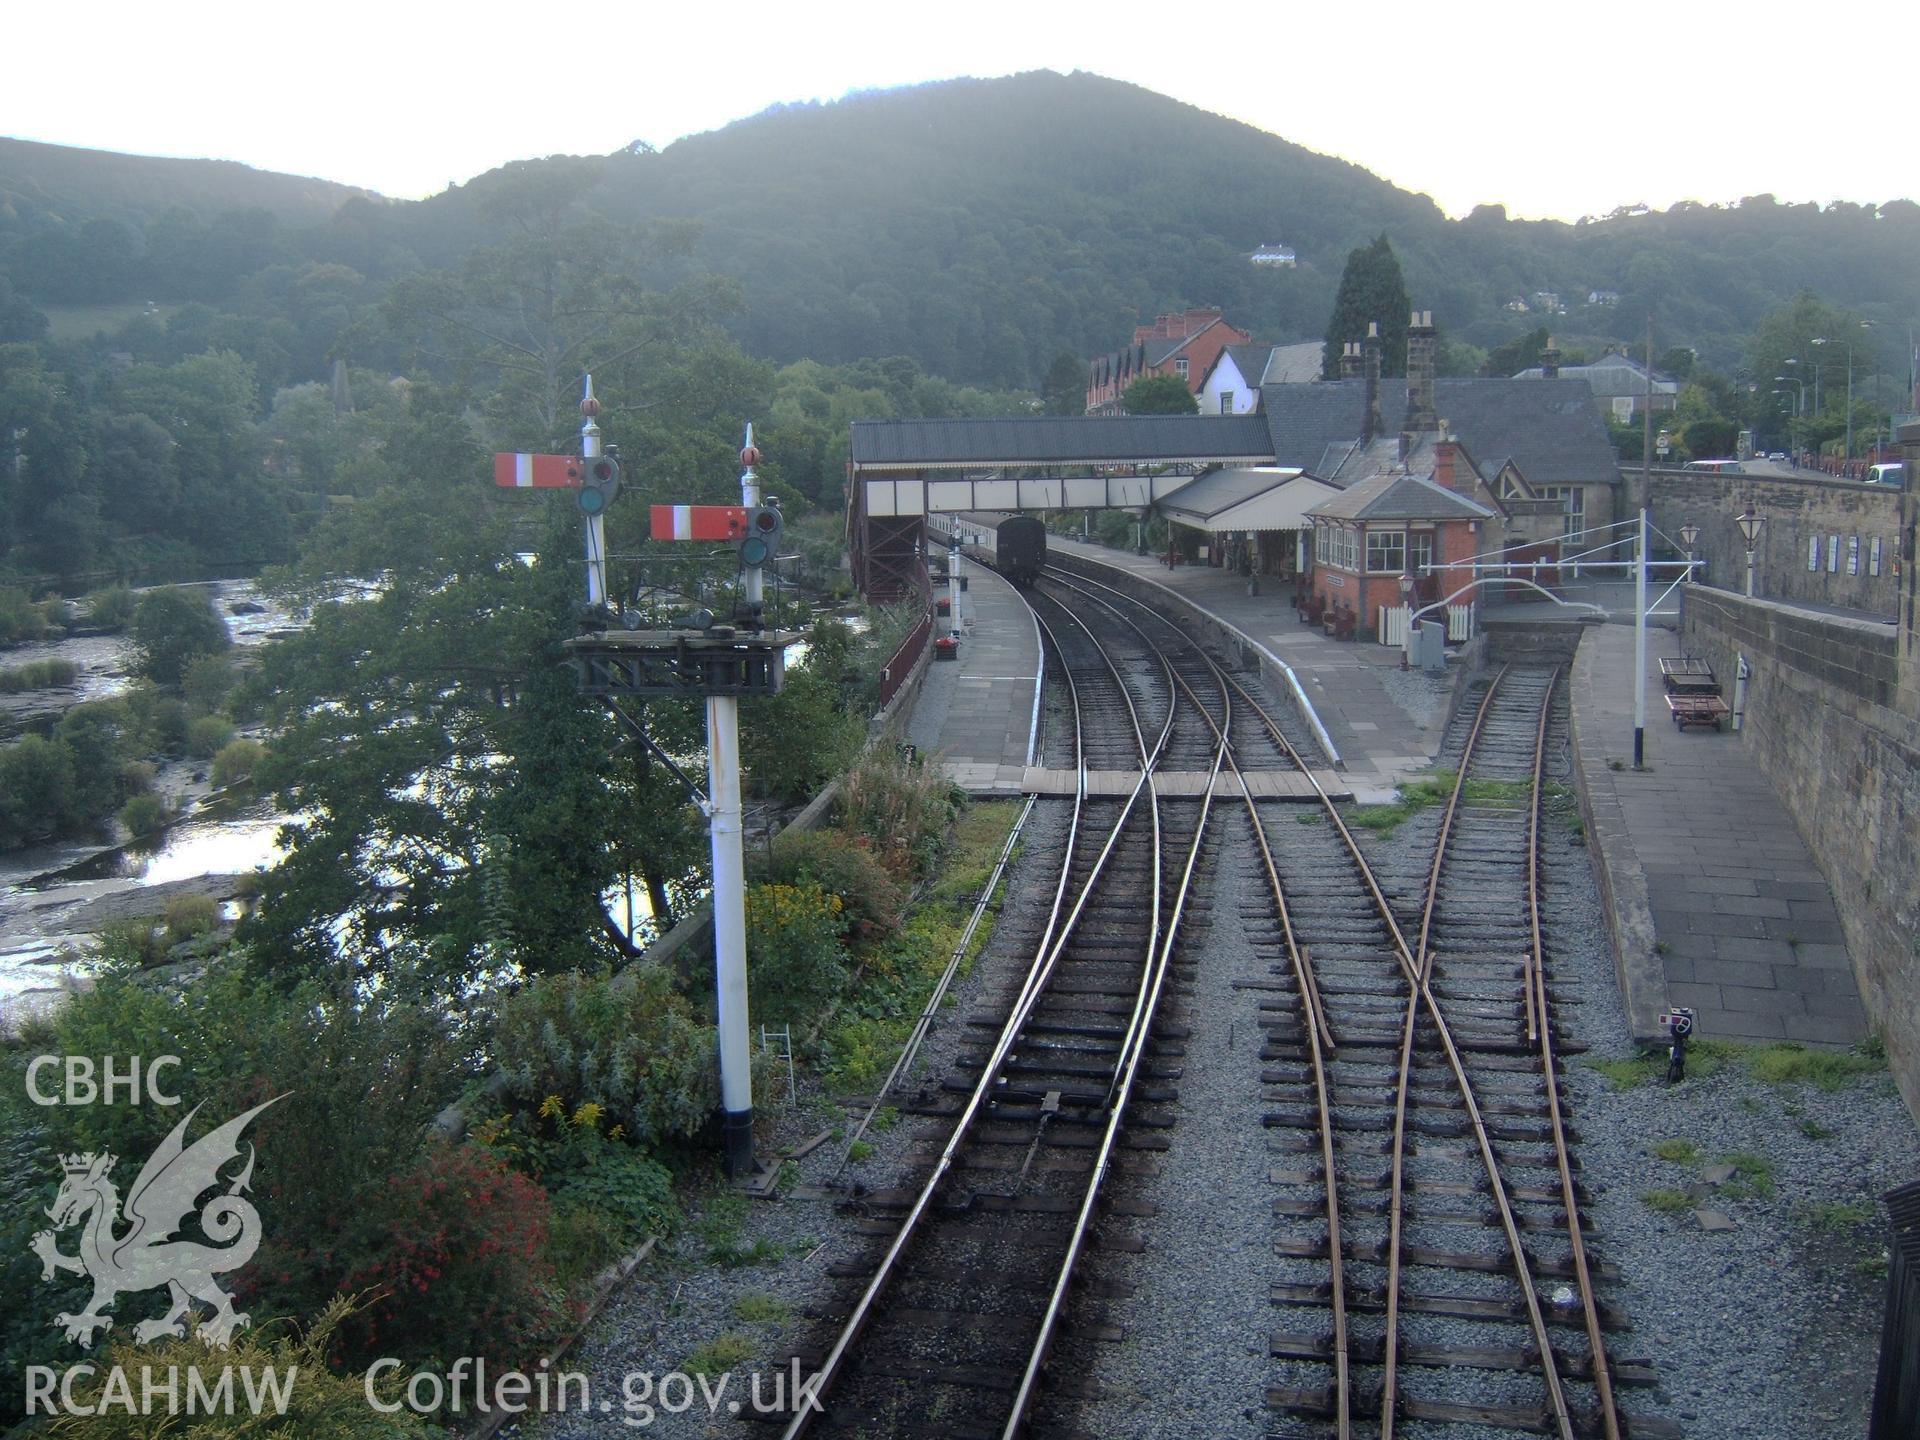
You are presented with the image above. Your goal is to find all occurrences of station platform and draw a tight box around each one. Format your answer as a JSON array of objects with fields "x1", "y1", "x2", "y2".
[
  {"x1": 1043, "y1": 535, "x2": 1450, "y2": 801},
  {"x1": 905, "y1": 562, "x2": 1041, "y2": 795},
  {"x1": 1570, "y1": 621, "x2": 1868, "y2": 1047}
]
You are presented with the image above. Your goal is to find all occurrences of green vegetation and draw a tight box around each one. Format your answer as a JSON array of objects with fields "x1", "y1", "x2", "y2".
[
  {"x1": 684, "y1": 1332, "x2": 756, "y2": 1378},
  {"x1": 0, "y1": 657, "x2": 76, "y2": 691},
  {"x1": 1741, "y1": 1041, "x2": 1885, "y2": 1089},
  {"x1": 1324, "y1": 234, "x2": 1413, "y2": 378},
  {"x1": 211, "y1": 735, "x2": 267, "y2": 787},
  {"x1": 733, "y1": 1292, "x2": 792, "y2": 1324},
  {"x1": 131, "y1": 587, "x2": 231, "y2": 687},
  {"x1": 846, "y1": 1139, "x2": 875, "y2": 1163},
  {"x1": 1347, "y1": 772, "x2": 1458, "y2": 834},
  {"x1": 1587, "y1": 1041, "x2": 1732, "y2": 1089},
  {"x1": 162, "y1": 892, "x2": 221, "y2": 944},
  {"x1": 1640, "y1": 1189, "x2": 1694, "y2": 1215},
  {"x1": 1718, "y1": 1150, "x2": 1776, "y2": 1199},
  {"x1": 116, "y1": 791, "x2": 170, "y2": 837},
  {"x1": 1122, "y1": 373, "x2": 1199, "y2": 415},
  {"x1": 1650, "y1": 1138, "x2": 1700, "y2": 1163},
  {"x1": 1801, "y1": 1199, "x2": 1875, "y2": 1234}
]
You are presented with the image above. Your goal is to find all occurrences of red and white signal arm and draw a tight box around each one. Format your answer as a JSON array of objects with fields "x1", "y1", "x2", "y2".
[
  {"x1": 651, "y1": 505, "x2": 749, "y2": 541},
  {"x1": 494, "y1": 453, "x2": 582, "y2": 489}
]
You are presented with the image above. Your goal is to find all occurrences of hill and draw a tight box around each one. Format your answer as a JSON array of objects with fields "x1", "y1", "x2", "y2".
[
  {"x1": 0, "y1": 136, "x2": 381, "y2": 231},
  {"x1": 422, "y1": 71, "x2": 1917, "y2": 383},
  {"x1": 3, "y1": 73, "x2": 1916, "y2": 384}
]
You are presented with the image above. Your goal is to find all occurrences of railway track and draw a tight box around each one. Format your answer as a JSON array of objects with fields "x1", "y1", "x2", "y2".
[
  {"x1": 781, "y1": 552, "x2": 1671, "y2": 1438},
  {"x1": 776, "y1": 572, "x2": 1233, "y2": 1437}
]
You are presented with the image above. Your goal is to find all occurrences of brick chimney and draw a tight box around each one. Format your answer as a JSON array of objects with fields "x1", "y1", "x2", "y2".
[
  {"x1": 1433, "y1": 426, "x2": 1458, "y2": 491},
  {"x1": 1405, "y1": 309, "x2": 1438, "y2": 437},
  {"x1": 1362, "y1": 323, "x2": 1383, "y2": 443},
  {"x1": 1541, "y1": 335, "x2": 1561, "y2": 380},
  {"x1": 1340, "y1": 341, "x2": 1363, "y2": 381}
]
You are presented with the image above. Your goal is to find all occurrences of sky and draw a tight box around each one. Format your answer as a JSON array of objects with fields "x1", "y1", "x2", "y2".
[{"x1": 3, "y1": 0, "x2": 1911, "y2": 223}]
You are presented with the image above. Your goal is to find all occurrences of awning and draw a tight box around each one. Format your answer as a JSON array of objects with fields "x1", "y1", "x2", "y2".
[{"x1": 1158, "y1": 467, "x2": 1342, "y2": 533}]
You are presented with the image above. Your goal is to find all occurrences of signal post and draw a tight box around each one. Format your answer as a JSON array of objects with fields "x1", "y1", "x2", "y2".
[{"x1": 557, "y1": 427, "x2": 792, "y2": 1179}]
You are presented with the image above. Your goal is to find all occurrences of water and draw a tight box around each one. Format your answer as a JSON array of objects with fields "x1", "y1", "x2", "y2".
[{"x1": 0, "y1": 580, "x2": 302, "y2": 1022}]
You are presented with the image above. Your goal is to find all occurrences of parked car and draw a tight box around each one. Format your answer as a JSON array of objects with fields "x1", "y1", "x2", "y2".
[
  {"x1": 1865, "y1": 462, "x2": 1906, "y2": 487},
  {"x1": 1767, "y1": 451, "x2": 1789, "y2": 463}
]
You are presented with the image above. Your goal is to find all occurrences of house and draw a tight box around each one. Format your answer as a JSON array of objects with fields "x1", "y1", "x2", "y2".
[
  {"x1": 1302, "y1": 455, "x2": 1497, "y2": 633},
  {"x1": 1251, "y1": 244, "x2": 1297, "y2": 267},
  {"x1": 1196, "y1": 341, "x2": 1330, "y2": 416},
  {"x1": 1086, "y1": 307, "x2": 1252, "y2": 414},
  {"x1": 1511, "y1": 343, "x2": 1679, "y2": 421},
  {"x1": 1263, "y1": 316, "x2": 1622, "y2": 554},
  {"x1": 1587, "y1": 289, "x2": 1621, "y2": 307},
  {"x1": 1531, "y1": 291, "x2": 1564, "y2": 314}
]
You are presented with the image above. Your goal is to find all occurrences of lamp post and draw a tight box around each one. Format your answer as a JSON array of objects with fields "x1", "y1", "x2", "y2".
[
  {"x1": 1679, "y1": 520, "x2": 1700, "y2": 583},
  {"x1": 1398, "y1": 570, "x2": 1414, "y2": 669},
  {"x1": 1736, "y1": 506, "x2": 1764, "y2": 598}
]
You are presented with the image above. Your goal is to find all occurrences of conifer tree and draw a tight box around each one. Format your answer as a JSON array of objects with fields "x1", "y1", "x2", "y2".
[{"x1": 1321, "y1": 234, "x2": 1412, "y2": 379}]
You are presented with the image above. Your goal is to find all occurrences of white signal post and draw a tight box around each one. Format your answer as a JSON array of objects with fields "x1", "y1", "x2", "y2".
[
  {"x1": 948, "y1": 531, "x2": 964, "y2": 642},
  {"x1": 710, "y1": 425, "x2": 765, "y2": 1177},
  {"x1": 580, "y1": 375, "x2": 609, "y2": 606}
]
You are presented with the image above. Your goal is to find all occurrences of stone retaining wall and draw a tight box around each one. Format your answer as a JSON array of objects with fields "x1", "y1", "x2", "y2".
[{"x1": 1680, "y1": 585, "x2": 1920, "y2": 1112}]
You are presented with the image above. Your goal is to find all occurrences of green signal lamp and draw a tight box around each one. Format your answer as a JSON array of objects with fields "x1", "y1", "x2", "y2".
[
  {"x1": 577, "y1": 456, "x2": 622, "y2": 516},
  {"x1": 739, "y1": 503, "x2": 783, "y2": 567}
]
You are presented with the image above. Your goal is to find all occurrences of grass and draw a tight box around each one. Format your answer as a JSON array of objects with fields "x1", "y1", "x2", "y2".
[
  {"x1": 1741, "y1": 1041, "x2": 1885, "y2": 1090},
  {"x1": 870, "y1": 1105, "x2": 900, "y2": 1133},
  {"x1": 683, "y1": 1331, "x2": 756, "y2": 1377},
  {"x1": 695, "y1": 1190, "x2": 786, "y2": 1268},
  {"x1": 1640, "y1": 1188, "x2": 1694, "y2": 1215},
  {"x1": 1650, "y1": 1138, "x2": 1699, "y2": 1163},
  {"x1": 1345, "y1": 771, "x2": 1539, "y2": 836},
  {"x1": 1718, "y1": 1150, "x2": 1776, "y2": 1199},
  {"x1": 846, "y1": 1139, "x2": 874, "y2": 1163},
  {"x1": 732, "y1": 1292, "x2": 792, "y2": 1324},
  {"x1": 1797, "y1": 1117, "x2": 1836, "y2": 1141},
  {"x1": 1587, "y1": 1041, "x2": 1731, "y2": 1089},
  {"x1": 1800, "y1": 1199, "x2": 1875, "y2": 1234}
]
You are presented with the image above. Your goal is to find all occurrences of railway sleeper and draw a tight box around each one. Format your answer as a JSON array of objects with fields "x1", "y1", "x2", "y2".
[
  {"x1": 1267, "y1": 1330, "x2": 1651, "y2": 1385},
  {"x1": 1272, "y1": 1234, "x2": 1619, "y2": 1281},
  {"x1": 1267, "y1": 1280, "x2": 1624, "y2": 1330},
  {"x1": 1271, "y1": 1194, "x2": 1589, "y2": 1235},
  {"x1": 1268, "y1": 1168, "x2": 1586, "y2": 1207},
  {"x1": 1263, "y1": 1108, "x2": 1577, "y2": 1146},
  {"x1": 1263, "y1": 1082, "x2": 1567, "y2": 1116},
  {"x1": 1265, "y1": 1387, "x2": 1684, "y2": 1440}
]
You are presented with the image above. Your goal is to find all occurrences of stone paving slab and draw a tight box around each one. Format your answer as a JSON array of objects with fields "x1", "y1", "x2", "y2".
[
  {"x1": 1568, "y1": 622, "x2": 1867, "y2": 1048},
  {"x1": 907, "y1": 564, "x2": 1042, "y2": 792}
]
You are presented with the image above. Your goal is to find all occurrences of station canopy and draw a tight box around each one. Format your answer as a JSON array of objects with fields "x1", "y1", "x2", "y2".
[{"x1": 1156, "y1": 466, "x2": 1342, "y2": 534}]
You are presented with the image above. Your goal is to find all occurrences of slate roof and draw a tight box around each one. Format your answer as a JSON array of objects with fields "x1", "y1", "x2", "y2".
[
  {"x1": 1156, "y1": 466, "x2": 1307, "y2": 521},
  {"x1": 1258, "y1": 377, "x2": 1620, "y2": 487},
  {"x1": 849, "y1": 414, "x2": 1277, "y2": 469},
  {"x1": 1305, "y1": 471, "x2": 1495, "y2": 523}
]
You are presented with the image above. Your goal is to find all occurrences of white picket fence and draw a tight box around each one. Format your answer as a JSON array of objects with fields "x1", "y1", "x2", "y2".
[{"x1": 1376, "y1": 602, "x2": 1476, "y2": 646}]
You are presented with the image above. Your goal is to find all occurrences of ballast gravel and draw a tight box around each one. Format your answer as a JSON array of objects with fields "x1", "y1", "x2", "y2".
[{"x1": 535, "y1": 667, "x2": 1913, "y2": 1440}]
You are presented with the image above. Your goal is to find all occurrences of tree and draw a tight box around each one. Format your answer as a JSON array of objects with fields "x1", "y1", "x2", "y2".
[
  {"x1": 1121, "y1": 373, "x2": 1198, "y2": 415},
  {"x1": 1322, "y1": 234, "x2": 1411, "y2": 379},
  {"x1": 131, "y1": 588, "x2": 232, "y2": 687},
  {"x1": 1040, "y1": 352, "x2": 1088, "y2": 414},
  {"x1": 1481, "y1": 327, "x2": 1554, "y2": 378}
]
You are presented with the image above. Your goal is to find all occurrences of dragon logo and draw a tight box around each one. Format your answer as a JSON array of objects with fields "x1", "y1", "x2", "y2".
[{"x1": 30, "y1": 1096, "x2": 285, "y2": 1350}]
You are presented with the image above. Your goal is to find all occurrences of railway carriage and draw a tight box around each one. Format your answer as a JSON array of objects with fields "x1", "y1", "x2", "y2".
[{"x1": 995, "y1": 514, "x2": 1047, "y2": 588}]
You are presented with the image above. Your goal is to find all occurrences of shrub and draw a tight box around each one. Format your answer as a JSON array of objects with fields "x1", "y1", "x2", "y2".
[
  {"x1": 0, "y1": 734, "x2": 78, "y2": 847},
  {"x1": 212, "y1": 736, "x2": 267, "y2": 787},
  {"x1": 0, "y1": 658, "x2": 77, "y2": 692},
  {"x1": 41, "y1": 1296, "x2": 432, "y2": 1439},
  {"x1": 0, "y1": 587, "x2": 45, "y2": 646},
  {"x1": 741, "y1": 666, "x2": 861, "y2": 805},
  {"x1": 183, "y1": 650, "x2": 237, "y2": 712},
  {"x1": 329, "y1": 1142, "x2": 560, "y2": 1373},
  {"x1": 120, "y1": 758, "x2": 158, "y2": 795},
  {"x1": 119, "y1": 791, "x2": 171, "y2": 836},
  {"x1": 121, "y1": 682, "x2": 191, "y2": 754},
  {"x1": 476, "y1": 1096, "x2": 679, "y2": 1244},
  {"x1": 838, "y1": 745, "x2": 961, "y2": 880},
  {"x1": 188, "y1": 712, "x2": 237, "y2": 758},
  {"x1": 83, "y1": 584, "x2": 137, "y2": 631},
  {"x1": 131, "y1": 586, "x2": 231, "y2": 686},
  {"x1": 768, "y1": 827, "x2": 905, "y2": 939},
  {"x1": 492, "y1": 967, "x2": 720, "y2": 1147},
  {"x1": 163, "y1": 891, "x2": 222, "y2": 943},
  {"x1": 746, "y1": 882, "x2": 850, "y2": 1024}
]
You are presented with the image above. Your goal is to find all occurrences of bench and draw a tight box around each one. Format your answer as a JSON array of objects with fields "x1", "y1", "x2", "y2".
[{"x1": 1665, "y1": 692, "x2": 1730, "y2": 731}]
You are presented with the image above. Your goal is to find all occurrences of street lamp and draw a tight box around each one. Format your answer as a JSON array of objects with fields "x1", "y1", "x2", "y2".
[
  {"x1": 1813, "y1": 323, "x2": 1869, "y2": 465},
  {"x1": 1736, "y1": 506, "x2": 1764, "y2": 598},
  {"x1": 1679, "y1": 520, "x2": 1700, "y2": 583},
  {"x1": 1398, "y1": 570, "x2": 1415, "y2": 669}
]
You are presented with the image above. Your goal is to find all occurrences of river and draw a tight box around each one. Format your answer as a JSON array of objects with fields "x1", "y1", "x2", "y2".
[{"x1": 0, "y1": 580, "x2": 299, "y2": 1026}]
